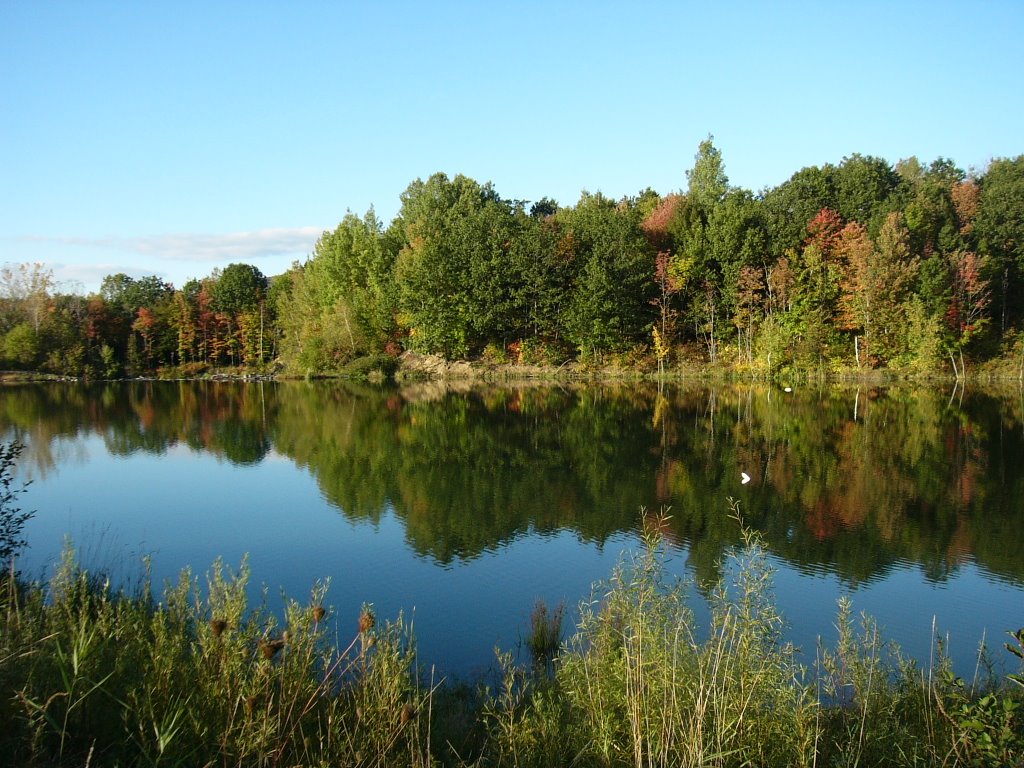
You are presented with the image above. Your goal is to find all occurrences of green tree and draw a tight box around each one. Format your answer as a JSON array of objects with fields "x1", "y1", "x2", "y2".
[
  {"x1": 393, "y1": 173, "x2": 527, "y2": 358},
  {"x1": 100, "y1": 274, "x2": 174, "y2": 315},
  {"x1": 3, "y1": 323, "x2": 40, "y2": 367},
  {"x1": 663, "y1": 138, "x2": 738, "y2": 362},
  {"x1": 706, "y1": 190, "x2": 770, "y2": 337},
  {"x1": 560, "y1": 192, "x2": 655, "y2": 360},
  {"x1": 208, "y1": 264, "x2": 268, "y2": 366},
  {"x1": 505, "y1": 210, "x2": 570, "y2": 344},
  {"x1": 276, "y1": 211, "x2": 398, "y2": 371},
  {"x1": 394, "y1": 174, "x2": 480, "y2": 356},
  {"x1": 529, "y1": 197, "x2": 559, "y2": 219},
  {"x1": 840, "y1": 214, "x2": 919, "y2": 365},
  {"x1": 975, "y1": 155, "x2": 1024, "y2": 331},
  {"x1": 779, "y1": 210, "x2": 847, "y2": 366},
  {"x1": 209, "y1": 264, "x2": 267, "y2": 316},
  {"x1": 789, "y1": 243, "x2": 837, "y2": 366},
  {"x1": 310, "y1": 213, "x2": 394, "y2": 332},
  {"x1": 686, "y1": 135, "x2": 729, "y2": 211},
  {"x1": 171, "y1": 289, "x2": 198, "y2": 365},
  {"x1": 41, "y1": 293, "x2": 89, "y2": 375},
  {"x1": 97, "y1": 273, "x2": 175, "y2": 370},
  {"x1": 460, "y1": 196, "x2": 532, "y2": 348},
  {"x1": 273, "y1": 265, "x2": 334, "y2": 371},
  {"x1": 762, "y1": 165, "x2": 837, "y2": 260},
  {"x1": 734, "y1": 264, "x2": 765, "y2": 364},
  {"x1": 831, "y1": 153, "x2": 900, "y2": 230}
]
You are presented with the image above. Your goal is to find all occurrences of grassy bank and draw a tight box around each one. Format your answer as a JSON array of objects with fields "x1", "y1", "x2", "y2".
[
  {"x1": 2, "y1": 512, "x2": 1022, "y2": 767},
  {"x1": 9, "y1": 341, "x2": 1024, "y2": 385},
  {"x1": 1, "y1": 553, "x2": 433, "y2": 767}
]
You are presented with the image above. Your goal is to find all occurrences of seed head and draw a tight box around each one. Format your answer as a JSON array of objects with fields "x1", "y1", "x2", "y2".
[
  {"x1": 358, "y1": 609, "x2": 375, "y2": 634},
  {"x1": 259, "y1": 638, "x2": 285, "y2": 660},
  {"x1": 400, "y1": 702, "x2": 416, "y2": 726}
]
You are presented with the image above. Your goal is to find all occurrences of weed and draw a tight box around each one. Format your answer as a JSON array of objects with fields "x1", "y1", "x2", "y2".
[
  {"x1": 0, "y1": 442, "x2": 33, "y2": 570},
  {"x1": 2, "y1": 494, "x2": 1023, "y2": 766},
  {"x1": 2, "y1": 547, "x2": 432, "y2": 766},
  {"x1": 525, "y1": 599, "x2": 563, "y2": 674}
]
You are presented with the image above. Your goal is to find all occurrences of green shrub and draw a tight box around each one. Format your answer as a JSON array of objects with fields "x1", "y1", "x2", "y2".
[
  {"x1": 2, "y1": 549, "x2": 429, "y2": 767},
  {"x1": 340, "y1": 354, "x2": 400, "y2": 381},
  {"x1": 0, "y1": 442, "x2": 32, "y2": 569},
  {"x1": 480, "y1": 505, "x2": 1024, "y2": 767},
  {"x1": 3, "y1": 497, "x2": 1022, "y2": 766},
  {"x1": 486, "y1": 509, "x2": 817, "y2": 767}
]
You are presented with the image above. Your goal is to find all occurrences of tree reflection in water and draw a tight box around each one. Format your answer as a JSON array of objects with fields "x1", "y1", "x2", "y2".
[{"x1": 2, "y1": 379, "x2": 1022, "y2": 590}]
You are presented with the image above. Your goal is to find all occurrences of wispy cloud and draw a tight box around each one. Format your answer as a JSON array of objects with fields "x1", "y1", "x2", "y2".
[
  {"x1": 20, "y1": 227, "x2": 324, "y2": 264},
  {"x1": 48, "y1": 262, "x2": 165, "y2": 293}
]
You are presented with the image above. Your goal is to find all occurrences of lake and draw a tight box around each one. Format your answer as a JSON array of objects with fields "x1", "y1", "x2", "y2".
[{"x1": 3, "y1": 379, "x2": 1023, "y2": 679}]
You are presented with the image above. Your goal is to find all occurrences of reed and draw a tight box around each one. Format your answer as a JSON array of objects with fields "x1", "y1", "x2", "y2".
[
  {"x1": 1, "y1": 510, "x2": 1021, "y2": 766},
  {"x1": 525, "y1": 599, "x2": 564, "y2": 674},
  {"x1": 482, "y1": 507, "x2": 1024, "y2": 768},
  {"x1": 0, "y1": 550, "x2": 431, "y2": 767}
]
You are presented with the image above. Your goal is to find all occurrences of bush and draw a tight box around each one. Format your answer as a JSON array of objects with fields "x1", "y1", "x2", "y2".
[
  {"x1": 340, "y1": 354, "x2": 400, "y2": 381},
  {"x1": 482, "y1": 505, "x2": 1024, "y2": 767},
  {"x1": 486, "y1": 509, "x2": 817, "y2": 767},
  {"x1": 3, "y1": 493, "x2": 1022, "y2": 766},
  {"x1": 0, "y1": 442, "x2": 32, "y2": 570},
  {"x1": 480, "y1": 342, "x2": 510, "y2": 364},
  {"x1": 2, "y1": 551, "x2": 430, "y2": 767}
]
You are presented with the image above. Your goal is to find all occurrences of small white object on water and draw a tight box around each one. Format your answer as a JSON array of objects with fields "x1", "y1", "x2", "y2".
[
  {"x1": 783, "y1": 386, "x2": 792, "y2": 393},
  {"x1": 740, "y1": 471, "x2": 751, "y2": 485}
]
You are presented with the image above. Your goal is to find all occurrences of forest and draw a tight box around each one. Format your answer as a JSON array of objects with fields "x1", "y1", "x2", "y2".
[{"x1": 3, "y1": 141, "x2": 1023, "y2": 379}]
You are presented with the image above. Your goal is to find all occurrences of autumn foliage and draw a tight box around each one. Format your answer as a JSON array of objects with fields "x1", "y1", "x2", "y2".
[{"x1": 1, "y1": 149, "x2": 1023, "y2": 377}]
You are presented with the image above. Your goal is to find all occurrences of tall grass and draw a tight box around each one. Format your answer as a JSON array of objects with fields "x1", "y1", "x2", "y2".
[
  {"x1": 1, "y1": 508, "x2": 1021, "y2": 766},
  {"x1": 1, "y1": 552, "x2": 431, "y2": 767},
  {"x1": 482, "y1": 508, "x2": 1024, "y2": 768}
]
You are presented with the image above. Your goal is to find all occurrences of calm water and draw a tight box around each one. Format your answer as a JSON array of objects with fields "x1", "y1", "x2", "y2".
[{"x1": 3, "y1": 380, "x2": 1023, "y2": 678}]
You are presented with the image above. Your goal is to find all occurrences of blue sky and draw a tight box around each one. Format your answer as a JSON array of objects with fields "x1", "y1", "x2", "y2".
[{"x1": 2, "y1": 1, "x2": 1021, "y2": 294}]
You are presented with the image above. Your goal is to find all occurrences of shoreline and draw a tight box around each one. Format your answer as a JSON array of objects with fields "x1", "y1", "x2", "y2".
[{"x1": 3, "y1": 350, "x2": 1023, "y2": 386}]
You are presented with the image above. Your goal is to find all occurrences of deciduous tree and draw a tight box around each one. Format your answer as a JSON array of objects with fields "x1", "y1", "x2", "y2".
[
  {"x1": 0, "y1": 262, "x2": 54, "y2": 333},
  {"x1": 975, "y1": 156, "x2": 1024, "y2": 331}
]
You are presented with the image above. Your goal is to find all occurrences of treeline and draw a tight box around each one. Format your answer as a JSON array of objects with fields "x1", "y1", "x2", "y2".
[
  {"x1": 0, "y1": 263, "x2": 274, "y2": 378},
  {"x1": 3, "y1": 141, "x2": 1023, "y2": 377}
]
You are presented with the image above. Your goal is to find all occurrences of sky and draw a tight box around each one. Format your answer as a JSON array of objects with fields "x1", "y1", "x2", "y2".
[{"x1": 2, "y1": 1, "x2": 1022, "y2": 295}]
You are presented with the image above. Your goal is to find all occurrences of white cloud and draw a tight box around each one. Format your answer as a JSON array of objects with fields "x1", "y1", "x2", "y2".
[
  {"x1": 21, "y1": 227, "x2": 324, "y2": 264},
  {"x1": 49, "y1": 262, "x2": 169, "y2": 293},
  {"x1": 9, "y1": 227, "x2": 326, "y2": 294}
]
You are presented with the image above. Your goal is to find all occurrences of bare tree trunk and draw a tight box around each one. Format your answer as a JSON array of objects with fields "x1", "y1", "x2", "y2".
[
  {"x1": 1002, "y1": 266, "x2": 1009, "y2": 335},
  {"x1": 259, "y1": 302, "x2": 265, "y2": 363},
  {"x1": 948, "y1": 349, "x2": 968, "y2": 380},
  {"x1": 342, "y1": 306, "x2": 357, "y2": 354}
]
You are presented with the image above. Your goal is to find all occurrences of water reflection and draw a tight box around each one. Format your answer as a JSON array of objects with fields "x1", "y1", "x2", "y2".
[{"x1": 2, "y1": 379, "x2": 1022, "y2": 592}]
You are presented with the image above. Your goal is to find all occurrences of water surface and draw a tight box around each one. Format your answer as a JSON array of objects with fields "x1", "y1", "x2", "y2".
[{"x1": 3, "y1": 380, "x2": 1022, "y2": 677}]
